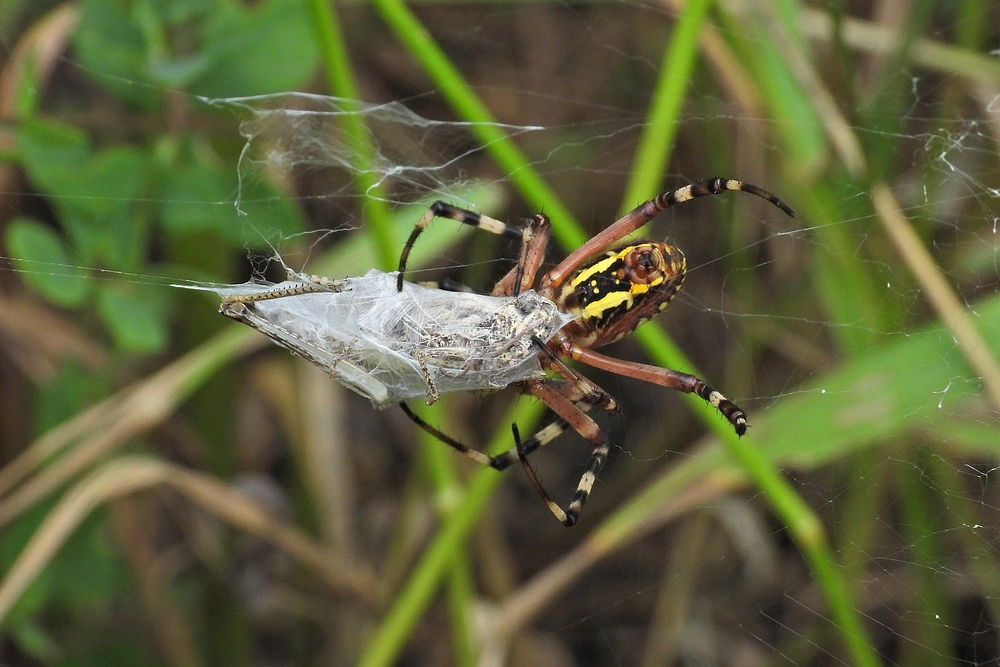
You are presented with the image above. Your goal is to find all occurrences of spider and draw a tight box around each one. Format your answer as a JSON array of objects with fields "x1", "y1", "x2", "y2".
[{"x1": 397, "y1": 178, "x2": 794, "y2": 526}]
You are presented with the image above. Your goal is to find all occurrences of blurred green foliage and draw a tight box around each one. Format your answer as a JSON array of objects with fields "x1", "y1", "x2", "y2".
[
  {"x1": 1, "y1": 1, "x2": 1000, "y2": 666},
  {"x1": 6, "y1": 0, "x2": 313, "y2": 355}
]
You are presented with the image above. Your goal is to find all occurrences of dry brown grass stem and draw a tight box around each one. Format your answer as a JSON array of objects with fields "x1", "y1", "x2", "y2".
[
  {"x1": 0, "y1": 456, "x2": 382, "y2": 626},
  {"x1": 872, "y1": 183, "x2": 1000, "y2": 414},
  {"x1": 660, "y1": 0, "x2": 763, "y2": 117},
  {"x1": 0, "y1": 327, "x2": 265, "y2": 526},
  {"x1": 479, "y1": 466, "x2": 741, "y2": 664},
  {"x1": 722, "y1": 1, "x2": 1000, "y2": 417},
  {"x1": 0, "y1": 292, "x2": 107, "y2": 380},
  {"x1": 297, "y1": 360, "x2": 358, "y2": 554}
]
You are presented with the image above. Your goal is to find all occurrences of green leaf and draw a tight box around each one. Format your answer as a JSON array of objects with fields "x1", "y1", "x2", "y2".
[
  {"x1": 52, "y1": 147, "x2": 151, "y2": 269},
  {"x1": 159, "y1": 157, "x2": 303, "y2": 246},
  {"x1": 96, "y1": 282, "x2": 170, "y2": 352},
  {"x1": 753, "y1": 307, "x2": 1000, "y2": 466},
  {"x1": 16, "y1": 118, "x2": 90, "y2": 194},
  {"x1": 17, "y1": 122, "x2": 153, "y2": 270},
  {"x1": 146, "y1": 53, "x2": 212, "y2": 88},
  {"x1": 74, "y1": 0, "x2": 161, "y2": 109},
  {"x1": 5, "y1": 218, "x2": 91, "y2": 306},
  {"x1": 191, "y1": 0, "x2": 319, "y2": 98}
]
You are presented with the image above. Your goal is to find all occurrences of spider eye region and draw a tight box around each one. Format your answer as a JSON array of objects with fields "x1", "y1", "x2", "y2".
[
  {"x1": 624, "y1": 245, "x2": 667, "y2": 283},
  {"x1": 559, "y1": 242, "x2": 686, "y2": 346}
]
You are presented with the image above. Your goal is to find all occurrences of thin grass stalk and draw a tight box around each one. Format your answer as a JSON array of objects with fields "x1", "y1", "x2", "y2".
[
  {"x1": 297, "y1": 362, "x2": 357, "y2": 551},
  {"x1": 283, "y1": 7, "x2": 495, "y2": 656},
  {"x1": 302, "y1": 11, "x2": 488, "y2": 656},
  {"x1": 872, "y1": 183, "x2": 1000, "y2": 413},
  {"x1": 621, "y1": 0, "x2": 716, "y2": 208},
  {"x1": 370, "y1": 0, "x2": 587, "y2": 250},
  {"x1": 358, "y1": 4, "x2": 589, "y2": 663},
  {"x1": 625, "y1": 6, "x2": 875, "y2": 665},
  {"x1": 896, "y1": 447, "x2": 953, "y2": 666},
  {"x1": 303, "y1": 0, "x2": 395, "y2": 270},
  {"x1": 445, "y1": 551, "x2": 477, "y2": 667},
  {"x1": 356, "y1": 399, "x2": 546, "y2": 667},
  {"x1": 364, "y1": 5, "x2": 861, "y2": 666},
  {"x1": 417, "y1": 402, "x2": 478, "y2": 666},
  {"x1": 717, "y1": 5, "x2": 896, "y2": 355}
]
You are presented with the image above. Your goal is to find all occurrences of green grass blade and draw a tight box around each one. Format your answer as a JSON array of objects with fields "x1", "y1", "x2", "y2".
[
  {"x1": 415, "y1": 400, "x2": 476, "y2": 667},
  {"x1": 621, "y1": 0, "x2": 715, "y2": 208},
  {"x1": 304, "y1": 0, "x2": 395, "y2": 270},
  {"x1": 370, "y1": 0, "x2": 587, "y2": 250},
  {"x1": 357, "y1": 399, "x2": 547, "y2": 667},
  {"x1": 616, "y1": 8, "x2": 876, "y2": 663},
  {"x1": 366, "y1": 5, "x2": 880, "y2": 667}
]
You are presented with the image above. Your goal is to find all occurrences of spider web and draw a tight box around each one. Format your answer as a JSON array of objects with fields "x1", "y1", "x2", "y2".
[
  {"x1": 207, "y1": 91, "x2": 544, "y2": 211},
  {"x1": 1, "y1": 3, "x2": 1000, "y2": 667}
]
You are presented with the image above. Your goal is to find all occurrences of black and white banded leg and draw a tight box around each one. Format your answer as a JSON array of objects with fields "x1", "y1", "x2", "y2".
[
  {"x1": 398, "y1": 375, "x2": 614, "y2": 526},
  {"x1": 397, "y1": 201, "x2": 527, "y2": 292}
]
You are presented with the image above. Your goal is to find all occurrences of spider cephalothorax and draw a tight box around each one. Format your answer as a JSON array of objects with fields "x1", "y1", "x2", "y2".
[{"x1": 557, "y1": 242, "x2": 687, "y2": 347}]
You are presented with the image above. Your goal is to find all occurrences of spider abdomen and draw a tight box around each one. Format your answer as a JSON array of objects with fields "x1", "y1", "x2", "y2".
[{"x1": 558, "y1": 242, "x2": 686, "y2": 347}]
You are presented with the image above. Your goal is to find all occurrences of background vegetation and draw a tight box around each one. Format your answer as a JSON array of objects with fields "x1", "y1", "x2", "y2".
[{"x1": 0, "y1": 0, "x2": 999, "y2": 666}]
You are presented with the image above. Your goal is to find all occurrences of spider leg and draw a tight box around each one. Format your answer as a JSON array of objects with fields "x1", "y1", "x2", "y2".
[
  {"x1": 513, "y1": 422, "x2": 566, "y2": 526},
  {"x1": 560, "y1": 342, "x2": 748, "y2": 435},
  {"x1": 541, "y1": 178, "x2": 794, "y2": 293},
  {"x1": 492, "y1": 214, "x2": 551, "y2": 297},
  {"x1": 398, "y1": 201, "x2": 524, "y2": 292},
  {"x1": 399, "y1": 402, "x2": 496, "y2": 467},
  {"x1": 397, "y1": 398, "x2": 571, "y2": 478},
  {"x1": 414, "y1": 214, "x2": 550, "y2": 297},
  {"x1": 532, "y1": 335, "x2": 620, "y2": 416},
  {"x1": 399, "y1": 374, "x2": 613, "y2": 526},
  {"x1": 397, "y1": 377, "x2": 588, "y2": 471},
  {"x1": 514, "y1": 379, "x2": 612, "y2": 527}
]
